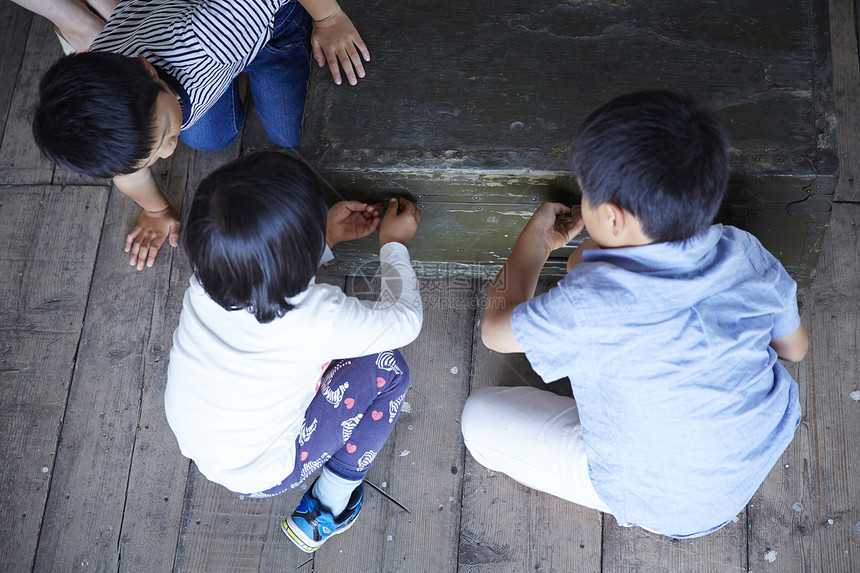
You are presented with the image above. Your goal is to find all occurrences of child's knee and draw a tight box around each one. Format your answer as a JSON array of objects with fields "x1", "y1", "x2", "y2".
[
  {"x1": 461, "y1": 387, "x2": 503, "y2": 447},
  {"x1": 375, "y1": 349, "x2": 410, "y2": 392},
  {"x1": 179, "y1": 128, "x2": 240, "y2": 152}
]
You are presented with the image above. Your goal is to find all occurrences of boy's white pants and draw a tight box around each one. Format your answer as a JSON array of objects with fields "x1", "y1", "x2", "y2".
[{"x1": 461, "y1": 386, "x2": 611, "y2": 513}]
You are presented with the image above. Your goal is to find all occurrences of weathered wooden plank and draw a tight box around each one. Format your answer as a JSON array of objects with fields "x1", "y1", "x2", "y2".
[
  {"x1": 0, "y1": 15, "x2": 60, "y2": 184},
  {"x1": 115, "y1": 142, "x2": 234, "y2": 573},
  {"x1": 30, "y1": 156, "x2": 184, "y2": 571},
  {"x1": 803, "y1": 203, "x2": 860, "y2": 571},
  {"x1": 174, "y1": 470, "x2": 307, "y2": 573},
  {"x1": 830, "y1": 0, "x2": 860, "y2": 202},
  {"x1": 460, "y1": 282, "x2": 603, "y2": 573},
  {"x1": 746, "y1": 291, "x2": 818, "y2": 572},
  {"x1": 0, "y1": 2, "x2": 32, "y2": 145},
  {"x1": 602, "y1": 523, "x2": 747, "y2": 573},
  {"x1": 304, "y1": 0, "x2": 835, "y2": 177},
  {"x1": 0, "y1": 185, "x2": 109, "y2": 573},
  {"x1": 313, "y1": 278, "x2": 474, "y2": 573}
]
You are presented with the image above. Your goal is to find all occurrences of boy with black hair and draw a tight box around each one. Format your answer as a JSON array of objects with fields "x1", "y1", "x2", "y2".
[
  {"x1": 463, "y1": 91, "x2": 808, "y2": 538},
  {"x1": 32, "y1": 0, "x2": 369, "y2": 270}
]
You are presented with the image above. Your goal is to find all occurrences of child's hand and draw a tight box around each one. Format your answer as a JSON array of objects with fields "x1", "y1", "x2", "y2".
[
  {"x1": 326, "y1": 201, "x2": 382, "y2": 247},
  {"x1": 311, "y1": 8, "x2": 370, "y2": 86},
  {"x1": 124, "y1": 205, "x2": 180, "y2": 270},
  {"x1": 523, "y1": 203, "x2": 585, "y2": 256},
  {"x1": 379, "y1": 198, "x2": 420, "y2": 246}
]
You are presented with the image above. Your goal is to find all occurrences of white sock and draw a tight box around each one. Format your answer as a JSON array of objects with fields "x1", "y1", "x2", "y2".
[{"x1": 312, "y1": 467, "x2": 362, "y2": 517}]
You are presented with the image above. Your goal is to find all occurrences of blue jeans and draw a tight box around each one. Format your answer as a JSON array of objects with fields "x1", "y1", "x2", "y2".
[{"x1": 180, "y1": 1, "x2": 312, "y2": 151}]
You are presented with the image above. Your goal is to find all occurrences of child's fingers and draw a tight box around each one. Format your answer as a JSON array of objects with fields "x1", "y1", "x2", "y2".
[
  {"x1": 341, "y1": 200, "x2": 366, "y2": 211},
  {"x1": 324, "y1": 49, "x2": 343, "y2": 85},
  {"x1": 398, "y1": 198, "x2": 421, "y2": 225},
  {"x1": 346, "y1": 46, "x2": 365, "y2": 79},
  {"x1": 131, "y1": 237, "x2": 147, "y2": 269},
  {"x1": 169, "y1": 224, "x2": 180, "y2": 247},
  {"x1": 564, "y1": 215, "x2": 586, "y2": 237},
  {"x1": 312, "y1": 42, "x2": 325, "y2": 68},
  {"x1": 125, "y1": 229, "x2": 138, "y2": 253},
  {"x1": 366, "y1": 215, "x2": 382, "y2": 232},
  {"x1": 337, "y1": 53, "x2": 357, "y2": 85},
  {"x1": 383, "y1": 197, "x2": 399, "y2": 220},
  {"x1": 356, "y1": 38, "x2": 370, "y2": 62},
  {"x1": 554, "y1": 202, "x2": 572, "y2": 216},
  {"x1": 139, "y1": 237, "x2": 156, "y2": 270},
  {"x1": 146, "y1": 241, "x2": 161, "y2": 268}
]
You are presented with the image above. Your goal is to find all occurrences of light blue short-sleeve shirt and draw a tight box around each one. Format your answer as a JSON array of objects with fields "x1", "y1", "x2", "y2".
[{"x1": 511, "y1": 225, "x2": 801, "y2": 537}]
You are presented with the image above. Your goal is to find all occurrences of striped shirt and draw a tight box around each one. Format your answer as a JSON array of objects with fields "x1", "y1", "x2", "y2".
[{"x1": 90, "y1": 0, "x2": 289, "y2": 128}]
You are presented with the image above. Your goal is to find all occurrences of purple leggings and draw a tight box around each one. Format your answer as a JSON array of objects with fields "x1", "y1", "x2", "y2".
[{"x1": 240, "y1": 350, "x2": 410, "y2": 498}]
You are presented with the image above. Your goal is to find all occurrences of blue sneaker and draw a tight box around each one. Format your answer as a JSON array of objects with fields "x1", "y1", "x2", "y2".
[{"x1": 282, "y1": 481, "x2": 364, "y2": 552}]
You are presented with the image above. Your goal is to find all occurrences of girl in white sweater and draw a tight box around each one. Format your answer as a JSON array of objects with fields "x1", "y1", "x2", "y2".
[{"x1": 165, "y1": 152, "x2": 423, "y2": 552}]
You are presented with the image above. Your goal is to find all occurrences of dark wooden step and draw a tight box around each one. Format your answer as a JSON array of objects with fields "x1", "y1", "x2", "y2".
[{"x1": 300, "y1": 0, "x2": 836, "y2": 285}]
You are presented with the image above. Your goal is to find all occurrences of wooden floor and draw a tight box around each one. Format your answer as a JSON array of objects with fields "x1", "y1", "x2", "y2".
[{"x1": 2, "y1": 1, "x2": 860, "y2": 572}]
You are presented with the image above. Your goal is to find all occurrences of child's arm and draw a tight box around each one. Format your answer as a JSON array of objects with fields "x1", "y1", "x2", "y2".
[
  {"x1": 297, "y1": 0, "x2": 369, "y2": 86},
  {"x1": 11, "y1": 0, "x2": 113, "y2": 52},
  {"x1": 113, "y1": 167, "x2": 180, "y2": 270},
  {"x1": 770, "y1": 323, "x2": 808, "y2": 362},
  {"x1": 318, "y1": 198, "x2": 423, "y2": 358},
  {"x1": 482, "y1": 203, "x2": 584, "y2": 353}
]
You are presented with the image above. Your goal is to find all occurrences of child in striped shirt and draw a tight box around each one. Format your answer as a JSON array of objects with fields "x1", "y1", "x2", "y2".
[{"x1": 32, "y1": 0, "x2": 368, "y2": 270}]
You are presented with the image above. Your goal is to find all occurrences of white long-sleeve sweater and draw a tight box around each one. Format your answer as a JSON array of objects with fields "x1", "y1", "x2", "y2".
[{"x1": 165, "y1": 243, "x2": 422, "y2": 493}]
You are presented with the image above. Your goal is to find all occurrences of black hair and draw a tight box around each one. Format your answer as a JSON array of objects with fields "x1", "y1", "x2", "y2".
[
  {"x1": 185, "y1": 152, "x2": 328, "y2": 323},
  {"x1": 32, "y1": 52, "x2": 164, "y2": 178},
  {"x1": 570, "y1": 91, "x2": 729, "y2": 242}
]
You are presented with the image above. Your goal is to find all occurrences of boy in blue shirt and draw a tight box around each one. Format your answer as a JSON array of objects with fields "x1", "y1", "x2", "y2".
[{"x1": 464, "y1": 91, "x2": 808, "y2": 537}]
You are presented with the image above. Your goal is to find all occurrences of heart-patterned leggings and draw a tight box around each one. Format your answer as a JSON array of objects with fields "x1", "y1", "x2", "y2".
[{"x1": 239, "y1": 350, "x2": 410, "y2": 498}]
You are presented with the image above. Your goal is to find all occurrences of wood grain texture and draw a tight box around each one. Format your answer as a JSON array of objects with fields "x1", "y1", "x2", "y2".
[
  {"x1": 313, "y1": 278, "x2": 475, "y2": 573},
  {"x1": 304, "y1": 0, "x2": 834, "y2": 178},
  {"x1": 0, "y1": 16, "x2": 60, "y2": 184},
  {"x1": 173, "y1": 469, "x2": 307, "y2": 572},
  {"x1": 746, "y1": 291, "x2": 818, "y2": 573},
  {"x1": 31, "y1": 158, "x2": 182, "y2": 571},
  {"x1": 805, "y1": 203, "x2": 860, "y2": 571},
  {"x1": 0, "y1": 2, "x2": 32, "y2": 145},
  {"x1": 601, "y1": 523, "x2": 747, "y2": 573},
  {"x1": 830, "y1": 0, "x2": 860, "y2": 202},
  {"x1": 0, "y1": 185, "x2": 109, "y2": 573}
]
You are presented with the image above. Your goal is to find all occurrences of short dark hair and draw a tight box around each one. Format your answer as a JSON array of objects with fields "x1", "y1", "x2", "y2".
[
  {"x1": 571, "y1": 91, "x2": 729, "y2": 242},
  {"x1": 32, "y1": 52, "x2": 164, "y2": 178},
  {"x1": 185, "y1": 152, "x2": 328, "y2": 323}
]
